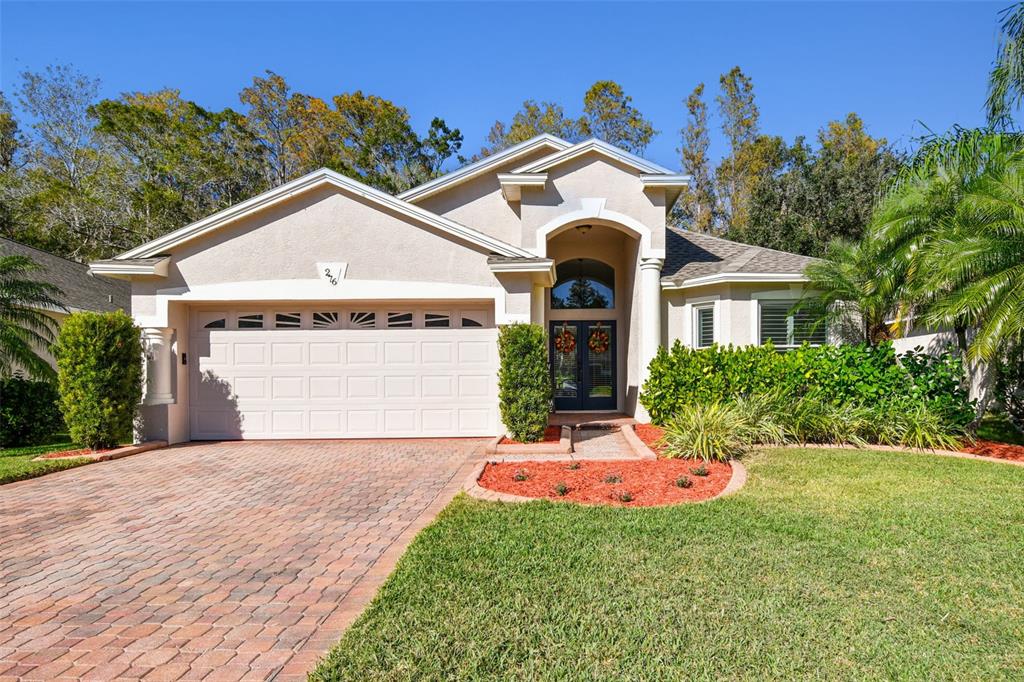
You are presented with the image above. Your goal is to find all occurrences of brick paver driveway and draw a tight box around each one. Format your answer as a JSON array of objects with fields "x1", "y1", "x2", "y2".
[{"x1": 0, "y1": 439, "x2": 483, "y2": 681}]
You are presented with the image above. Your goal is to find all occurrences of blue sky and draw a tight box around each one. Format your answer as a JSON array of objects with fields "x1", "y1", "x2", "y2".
[{"x1": 0, "y1": 1, "x2": 1003, "y2": 170}]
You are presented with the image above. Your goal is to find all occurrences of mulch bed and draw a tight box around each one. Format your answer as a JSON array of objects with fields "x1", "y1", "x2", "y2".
[
  {"x1": 634, "y1": 423, "x2": 667, "y2": 457},
  {"x1": 478, "y1": 458, "x2": 731, "y2": 506},
  {"x1": 499, "y1": 426, "x2": 562, "y2": 446},
  {"x1": 36, "y1": 448, "x2": 111, "y2": 460},
  {"x1": 962, "y1": 439, "x2": 1024, "y2": 462}
]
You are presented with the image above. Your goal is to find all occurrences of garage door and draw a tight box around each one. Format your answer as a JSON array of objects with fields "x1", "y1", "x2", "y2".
[{"x1": 189, "y1": 306, "x2": 498, "y2": 439}]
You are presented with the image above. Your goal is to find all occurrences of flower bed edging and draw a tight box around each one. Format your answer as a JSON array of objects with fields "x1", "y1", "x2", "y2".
[
  {"x1": 32, "y1": 440, "x2": 168, "y2": 463},
  {"x1": 485, "y1": 426, "x2": 573, "y2": 456},
  {"x1": 621, "y1": 424, "x2": 658, "y2": 460}
]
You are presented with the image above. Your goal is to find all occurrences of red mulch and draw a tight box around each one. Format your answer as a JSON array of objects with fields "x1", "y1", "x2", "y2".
[
  {"x1": 634, "y1": 423, "x2": 667, "y2": 457},
  {"x1": 962, "y1": 439, "x2": 1024, "y2": 462},
  {"x1": 499, "y1": 426, "x2": 562, "y2": 445},
  {"x1": 37, "y1": 448, "x2": 110, "y2": 460},
  {"x1": 478, "y1": 458, "x2": 731, "y2": 507}
]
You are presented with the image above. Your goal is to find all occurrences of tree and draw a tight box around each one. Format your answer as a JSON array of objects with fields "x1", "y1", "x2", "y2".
[
  {"x1": 579, "y1": 80, "x2": 656, "y2": 153},
  {"x1": 480, "y1": 101, "x2": 580, "y2": 157},
  {"x1": 673, "y1": 83, "x2": 716, "y2": 232},
  {"x1": 715, "y1": 66, "x2": 760, "y2": 230},
  {"x1": 0, "y1": 254, "x2": 65, "y2": 379},
  {"x1": 987, "y1": 3, "x2": 1024, "y2": 127},
  {"x1": 238, "y1": 70, "x2": 306, "y2": 187},
  {"x1": 0, "y1": 93, "x2": 27, "y2": 243}
]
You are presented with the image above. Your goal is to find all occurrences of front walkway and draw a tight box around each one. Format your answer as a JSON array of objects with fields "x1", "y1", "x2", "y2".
[{"x1": 0, "y1": 439, "x2": 483, "y2": 681}]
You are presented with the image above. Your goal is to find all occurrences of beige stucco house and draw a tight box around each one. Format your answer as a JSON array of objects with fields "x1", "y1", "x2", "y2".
[{"x1": 92, "y1": 134, "x2": 818, "y2": 443}]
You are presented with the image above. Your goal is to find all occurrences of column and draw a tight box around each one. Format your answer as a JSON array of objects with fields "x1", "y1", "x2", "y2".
[
  {"x1": 142, "y1": 327, "x2": 174, "y2": 405},
  {"x1": 531, "y1": 283, "x2": 546, "y2": 326},
  {"x1": 639, "y1": 257, "x2": 664, "y2": 382}
]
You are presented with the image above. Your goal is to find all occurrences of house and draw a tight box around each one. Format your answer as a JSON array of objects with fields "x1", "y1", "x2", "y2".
[
  {"x1": 0, "y1": 237, "x2": 130, "y2": 368},
  {"x1": 90, "y1": 135, "x2": 820, "y2": 443}
]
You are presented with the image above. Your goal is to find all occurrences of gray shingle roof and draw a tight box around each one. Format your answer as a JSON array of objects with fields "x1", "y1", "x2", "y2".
[
  {"x1": 662, "y1": 227, "x2": 815, "y2": 284},
  {"x1": 0, "y1": 238, "x2": 130, "y2": 313}
]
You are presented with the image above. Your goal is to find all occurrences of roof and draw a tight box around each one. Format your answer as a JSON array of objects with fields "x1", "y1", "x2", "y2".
[
  {"x1": 398, "y1": 134, "x2": 572, "y2": 203},
  {"x1": 662, "y1": 228, "x2": 816, "y2": 287},
  {"x1": 512, "y1": 138, "x2": 674, "y2": 175},
  {"x1": 0, "y1": 238, "x2": 130, "y2": 313},
  {"x1": 114, "y1": 168, "x2": 534, "y2": 261}
]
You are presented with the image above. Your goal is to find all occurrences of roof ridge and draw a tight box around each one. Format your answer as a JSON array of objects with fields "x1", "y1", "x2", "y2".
[{"x1": 667, "y1": 226, "x2": 816, "y2": 262}]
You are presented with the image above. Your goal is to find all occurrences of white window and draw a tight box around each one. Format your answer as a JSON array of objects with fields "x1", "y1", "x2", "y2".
[
  {"x1": 424, "y1": 312, "x2": 450, "y2": 328},
  {"x1": 694, "y1": 305, "x2": 714, "y2": 348},
  {"x1": 237, "y1": 313, "x2": 264, "y2": 329},
  {"x1": 312, "y1": 312, "x2": 341, "y2": 329},
  {"x1": 460, "y1": 311, "x2": 485, "y2": 328},
  {"x1": 348, "y1": 312, "x2": 376, "y2": 329},
  {"x1": 759, "y1": 300, "x2": 826, "y2": 347},
  {"x1": 387, "y1": 312, "x2": 414, "y2": 328},
  {"x1": 275, "y1": 312, "x2": 302, "y2": 329}
]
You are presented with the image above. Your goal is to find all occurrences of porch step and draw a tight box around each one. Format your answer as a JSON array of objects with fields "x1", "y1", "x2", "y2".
[{"x1": 548, "y1": 412, "x2": 636, "y2": 430}]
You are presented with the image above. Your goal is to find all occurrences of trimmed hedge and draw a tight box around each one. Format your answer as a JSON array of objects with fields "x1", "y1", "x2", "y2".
[
  {"x1": 497, "y1": 323, "x2": 551, "y2": 443},
  {"x1": 641, "y1": 341, "x2": 973, "y2": 428},
  {"x1": 0, "y1": 376, "x2": 65, "y2": 447},
  {"x1": 53, "y1": 311, "x2": 143, "y2": 450}
]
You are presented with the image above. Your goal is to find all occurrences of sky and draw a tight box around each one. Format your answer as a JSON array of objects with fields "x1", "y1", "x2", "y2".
[{"x1": 0, "y1": 1, "x2": 1005, "y2": 171}]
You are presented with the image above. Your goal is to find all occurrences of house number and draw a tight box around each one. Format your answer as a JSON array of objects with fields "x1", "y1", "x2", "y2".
[
  {"x1": 317, "y1": 262, "x2": 347, "y2": 286},
  {"x1": 323, "y1": 267, "x2": 339, "y2": 286}
]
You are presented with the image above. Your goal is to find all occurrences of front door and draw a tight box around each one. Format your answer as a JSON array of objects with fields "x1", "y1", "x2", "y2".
[{"x1": 550, "y1": 320, "x2": 616, "y2": 411}]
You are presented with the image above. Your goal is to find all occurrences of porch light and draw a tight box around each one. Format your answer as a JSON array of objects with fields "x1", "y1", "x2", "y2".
[{"x1": 575, "y1": 224, "x2": 592, "y2": 235}]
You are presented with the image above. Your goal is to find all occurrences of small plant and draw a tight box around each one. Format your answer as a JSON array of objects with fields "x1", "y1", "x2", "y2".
[
  {"x1": 566, "y1": 461, "x2": 581, "y2": 470},
  {"x1": 690, "y1": 464, "x2": 709, "y2": 477},
  {"x1": 675, "y1": 476, "x2": 693, "y2": 488},
  {"x1": 614, "y1": 490, "x2": 634, "y2": 503},
  {"x1": 603, "y1": 473, "x2": 623, "y2": 484},
  {"x1": 661, "y1": 402, "x2": 751, "y2": 462},
  {"x1": 553, "y1": 482, "x2": 569, "y2": 496},
  {"x1": 513, "y1": 468, "x2": 530, "y2": 481}
]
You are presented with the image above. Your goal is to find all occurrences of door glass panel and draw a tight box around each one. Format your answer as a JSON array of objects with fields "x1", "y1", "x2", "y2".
[
  {"x1": 587, "y1": 323, "x2": 613, "y2": 399},
  {"x1": 552, "y1": 323, "x2": 578, "y2": 399}
]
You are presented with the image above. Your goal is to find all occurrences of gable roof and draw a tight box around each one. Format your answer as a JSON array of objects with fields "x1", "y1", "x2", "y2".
[
  {"x1": 0, "y1": 238, "x2": 130, "y2": 313},
  {"x1": 114, "y1": 168, "x2": 534, "y2": 260},
  {"x1": 512, "y1": 138, "x2": 674, "y2": 175},
  {"x1": 662, "y1": 227, "x2": 815, "y2": 287},
  {"x1": 397, "y1": 134, "x2": 572, "y2": 203}
]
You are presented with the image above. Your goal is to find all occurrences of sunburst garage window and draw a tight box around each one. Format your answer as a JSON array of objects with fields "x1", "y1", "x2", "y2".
[
  {"x1": 312, "y1": 312, "x2": 341, "y2": 329},
  {"x1": 349, "y1": 312, "x2": 376, "y2": 329},
  {"x1": 275, "y1": 312, "x2": 302, "y2": 329}
]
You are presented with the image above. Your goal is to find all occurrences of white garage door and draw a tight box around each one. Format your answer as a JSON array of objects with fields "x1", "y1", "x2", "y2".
[{"x1": 189, "y1": 306, "x2": 498, "y2": 439}]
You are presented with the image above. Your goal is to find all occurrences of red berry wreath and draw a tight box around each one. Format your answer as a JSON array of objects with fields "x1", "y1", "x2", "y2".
[
  {"x1": 588, "y1": 328, "x2": 610, "y2": 354},
  {"x1": 554, "y1": 328, "x2": 576, "y2": 354}
]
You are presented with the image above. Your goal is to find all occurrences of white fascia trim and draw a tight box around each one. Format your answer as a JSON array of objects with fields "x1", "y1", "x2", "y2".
[
  {"x1": 115, "y1": 169, "x2": 533, "y2": 260},
  {"x1": 497, "y1": 173, "x2": 547, "y2": 201},
  {"x1": 661, "y1": 272, "x2": 808, "y2": 290},
  {"x1": 488, "y1": 259, "x2": 556, "y2": 286},
  {"x1": 89, "y1": 258, "x2": 170, "y2": 277},
  {"x1": 512, "y1": 138, "x2": 674, "y2": 175},
  {"x1": 397, "y1": 134, "x2": 571, "y2": 202},
  {"x1": 640, "y1": 174, "x2": 691, "y2": 188}
]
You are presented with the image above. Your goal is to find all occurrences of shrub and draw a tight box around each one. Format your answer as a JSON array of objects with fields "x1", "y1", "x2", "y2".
[
  {"x1": 554, "y1": 482, "x2": 569, "y2": 496},
  {"x1": 513, "y1": 468, "x2": 530, "y2": 482},
  {"x1": 690, "y1": 464, "x2": 710, "y2": 477},
  {"x1": 675, "y1": 476, "x2": 693, "y2": 488},
  {"x1": 661, "y1": 402, "x2": 751, "y2": 462},
  {"x1": 603, "y1": 473, "x2": 622, "y2": 484},
  {"x1": 900, "y1": 347, "x2": 975, "y2": 430},
  {"x1": 53, "y1": 311, "x2": 142, "y2": 450},
  {"x1": 497, "y1": 324, "x2": 551, "y2": 443},
  {"x1": 995, "y1": 337, "x2": 1024, "y2": 429},
  {"x1": 0, "y1": 376, "x2": 64, "y2": 447}
]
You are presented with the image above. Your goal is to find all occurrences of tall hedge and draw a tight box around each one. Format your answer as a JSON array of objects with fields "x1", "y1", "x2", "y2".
[
  {"x1": 53, "y1": 311, "x2": 143, "y2": 449},
  {"x1": 640, "y1": 340, "x2": 973, "y2": 427},
  {"x1": 0, "y1": 376, "x2": 65, "y2": 447},
  {"x1": 497, "y1": 323, "x2": 551, "y2": 442}
]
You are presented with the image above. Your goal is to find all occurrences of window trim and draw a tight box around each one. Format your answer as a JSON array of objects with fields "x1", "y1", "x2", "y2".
[
  {"x1": 757, "y1": 299, "x2": 827, "y2": 348},
  {"x1": 693, "y1": 303, "x2": 715, "y2": 349}
]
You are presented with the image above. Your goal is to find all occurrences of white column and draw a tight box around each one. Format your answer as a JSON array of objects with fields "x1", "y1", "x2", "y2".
[
  {"x1": 142, "y1": 327, "x2": 174, "y2": 405},
  {"x1": 531, "y1": 283, "x2": 546, "y2": 326},
  {"x1": 639, "y1": 257, "x2": 664, "y2": 382}
]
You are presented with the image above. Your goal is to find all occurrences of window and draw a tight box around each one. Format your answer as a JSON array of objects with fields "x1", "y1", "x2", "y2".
[
  {"x1": 550, "y1": 259, "x2": 614, "y2": 309},
  {"x1": 461, "y1": 312, "x2": 485, "y2": 328},
  {"x1": 424, "y1": 312, "x2": 450, "y2": 328},
  {"x1": 275, "y1": 312, "x2": 301, "y2": 329},
  {"x1": 387, "y1": 312, "x2": 414, "y2": 328},
  {"x1": 203, "y1": 318, "x2": 226, "y2": 329},
  {"x1": 759, "y1": 300, "x2": 826, "y2": 347},
  {"x1": 349, "y1": 312, "x2": 376, "y2": 329},
  {"x1": 312, "y1": 312, "x2": 340, "y2": 329},
  {"x1": 237, "y1": 313, "x2": 264, "y2": 329},
  {"x1": 695, "y1": 305, "x2": 714, "y2": 348}
]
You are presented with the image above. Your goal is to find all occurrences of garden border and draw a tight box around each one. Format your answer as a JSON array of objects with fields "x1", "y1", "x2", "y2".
[
  {"x1": 31, "y1": 440, "x2": 168, "y2": 463},
  {"x1": 785, "y1": 442, "x2": 1024, "y2": 467}
]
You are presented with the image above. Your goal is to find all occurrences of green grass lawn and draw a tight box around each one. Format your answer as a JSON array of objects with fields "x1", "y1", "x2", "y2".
[
  {"x1": 0, "y1": 438, "x2": 90, "y2": 485},
  {"x1": 314, "y1": 448, "x2": 1024, "y2": 681}
]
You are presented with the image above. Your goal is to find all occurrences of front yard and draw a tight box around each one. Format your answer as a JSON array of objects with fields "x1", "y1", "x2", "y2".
[
  {"x1": 0, "y1": 439, "x2": 89, "y2": 485},
  {"x1": 314, "y1": 447, "x2": 1024, "y2": 680}
]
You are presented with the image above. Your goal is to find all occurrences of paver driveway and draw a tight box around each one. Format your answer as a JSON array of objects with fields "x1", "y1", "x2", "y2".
[{"x1": 0, "y1": 439, "x2": 484, "y2": 681}]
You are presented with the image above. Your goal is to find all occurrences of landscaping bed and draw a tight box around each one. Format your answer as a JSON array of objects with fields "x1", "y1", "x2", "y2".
[
  {"x1": 36, "y1": 446, "x2": 115, "y2": 460},
  {"x1": 498, "y1": 425, "x2": 562, "y2": 445},
  {"x1": 962, "y1": 439, "x2": 1024, "y2": 462},
  {"x1": 477, "y1": 458, "x2": 731, "y2": 506}
]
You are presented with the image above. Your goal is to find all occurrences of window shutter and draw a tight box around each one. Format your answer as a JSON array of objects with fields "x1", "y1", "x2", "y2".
[
  {"x1": 759, "y1": 301, "x2": 791, "y2": 345},
  {"x1": 696, "y1": 307, "x2": 714, "y2": 348},
  {"x1": 793, "y1": 305, "x2": 827, "y2": 345}
]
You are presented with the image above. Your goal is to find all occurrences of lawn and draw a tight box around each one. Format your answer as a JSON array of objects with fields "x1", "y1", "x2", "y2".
[
  {"x1": 0, "y1": 439, "x2": 89, "y2": 485},
  {"x1": 314, "y1": 448, "x2": 1024, "y2": 681}
]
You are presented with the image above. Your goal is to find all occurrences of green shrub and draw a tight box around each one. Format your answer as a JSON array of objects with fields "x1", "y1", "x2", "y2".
[
  {"x1": 661, "y1": 402, "x2": 751, "y2": 462},
  {"x1": 995, "y1": 337, "x2": 1024, "y2": 429},
  {"x1": 0, "y1": 376, "x2": 64, "y2": 447},
  {"x1": 497, "y1": 324, "x2": 551, "y2": 443},
  {"x1": 900, "y1": 347, "x2": 975, "y2": 430},
  {"x1": 53, "y1": 311, "x2": 142, "y2": 450}
]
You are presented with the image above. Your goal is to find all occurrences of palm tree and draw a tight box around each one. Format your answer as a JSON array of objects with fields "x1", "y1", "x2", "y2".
[
  {"x1": 0, "y1": 255, "x2": 65, "y2": 379},
  {"x1": 988, "y1": 3, "x2": 1024, "y2": 127}
]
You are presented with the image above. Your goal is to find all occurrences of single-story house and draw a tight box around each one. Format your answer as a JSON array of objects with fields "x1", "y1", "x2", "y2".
[
  {"x1": 1, "y1": 237, "x2": 130, "y2": 369},
  {"x1": 91, "y1": 134, "x2": 827, "y2": 443}
]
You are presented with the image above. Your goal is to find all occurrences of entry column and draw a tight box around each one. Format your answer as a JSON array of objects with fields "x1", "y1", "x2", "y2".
[
  {"x1": 142, "y1": 327, "x2": 174, "y2": 405},
  {"x1": 639, "y1": 257, "x2": 664, "y2": 385}
]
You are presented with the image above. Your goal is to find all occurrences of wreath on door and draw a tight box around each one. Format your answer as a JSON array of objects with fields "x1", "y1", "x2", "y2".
[
  {"x1": 554, "y1": 328, "x2": 576, "y2": 354},
  {"x1": 588, "y1": 327, "x2": 610, "y2": 354}
]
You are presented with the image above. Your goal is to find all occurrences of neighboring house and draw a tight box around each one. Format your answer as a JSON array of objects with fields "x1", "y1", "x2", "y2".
[
  {"x1": 0, "y1": 237, "x2": 130, "y2": 368},
  {"x1": 91, "y1": 134, "x2": 821, "y2": 443}
]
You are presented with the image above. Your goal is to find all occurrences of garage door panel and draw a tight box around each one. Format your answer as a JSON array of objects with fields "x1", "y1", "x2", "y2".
[{"x1": 191, "y1": 322, "x2": 498, "y2": 439}]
